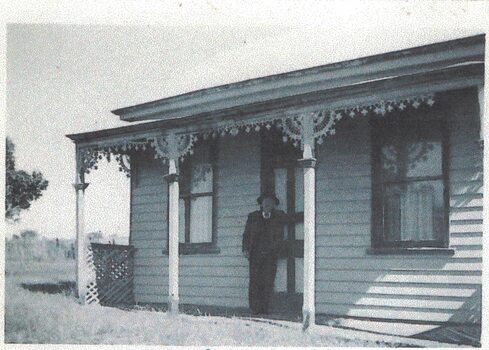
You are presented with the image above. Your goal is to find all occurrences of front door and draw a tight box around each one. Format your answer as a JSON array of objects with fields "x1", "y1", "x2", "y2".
[{"x1": 261, "y1": 131, "x2": 304, "y2": 315}]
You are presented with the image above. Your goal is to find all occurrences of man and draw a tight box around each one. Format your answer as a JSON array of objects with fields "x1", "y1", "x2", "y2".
[{"x1": 242, "y1": 191, "x2": 287, "y2": 315}]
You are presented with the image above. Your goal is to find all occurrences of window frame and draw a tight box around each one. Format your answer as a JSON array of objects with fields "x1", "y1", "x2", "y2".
[
  {"x1": 370, "y1": 111, "x2": 450, "y2": 251},
  {"x1": 165, "y1": 138, "x2": 220, "y2": 255}
]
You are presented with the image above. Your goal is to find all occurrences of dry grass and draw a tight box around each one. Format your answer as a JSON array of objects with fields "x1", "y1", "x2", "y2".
[
  {"x1": 4, "y1": 259, "x2": 405, "y2": 346},
  {"x1": 5, "y1": 258, "x2": 75, "y2": 284},
  {"x1": 5, "y1": 281, "x2": 393, "y2": 346}
]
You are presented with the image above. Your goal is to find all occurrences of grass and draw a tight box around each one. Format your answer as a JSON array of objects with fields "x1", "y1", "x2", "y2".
[
  {"x1": 5, "y1": 282, "x2": 399, "y2": 346},
  {"x1": 5, "y1": 258, "x2": 75, "y2": 284},
  {"x1": 4, "y1": 259, "x2": 414, "y2": 346}
]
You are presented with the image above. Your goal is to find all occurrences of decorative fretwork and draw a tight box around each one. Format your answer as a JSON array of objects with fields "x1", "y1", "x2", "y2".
[
  {"x1": 76, "y1": 94, "x2": 436, "y2": 170},
  {"x1": 150, "y1": 133, "x2": 198, "y2": 163},
  {"x1": 89, "y1": 243, "x2": 135, "y2": 306},
  {"x1": 278, "y1": 112, "x2": 339, "y2": 148},
  {"x1": 200, "y1": 117, "x2": 280, "y2": 139},
  {"x1": 280, "y1": 94, "x2": 435, "y2": 148},
  {"x1": 78, "y1": 139, "x2": 150, "y2": 176}
]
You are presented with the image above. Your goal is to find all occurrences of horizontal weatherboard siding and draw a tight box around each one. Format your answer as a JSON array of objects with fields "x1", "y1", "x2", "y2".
[
  {"x1": 130, "y1": 134, "x2": 260, "y2": 307},
  {"x1": 129, "y1": 88, "x2": 481, "y2": 325},
  {"x1": 314, "y1": 89, "x2": 482, "y2": 324}
]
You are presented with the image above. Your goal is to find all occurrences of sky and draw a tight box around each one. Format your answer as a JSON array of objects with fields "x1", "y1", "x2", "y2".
[{"x1": 3, "y1": 0, "x2": 488, "y2": 240}]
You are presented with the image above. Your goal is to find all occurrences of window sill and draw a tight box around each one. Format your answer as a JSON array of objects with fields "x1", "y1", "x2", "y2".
[
  {"x1": 162, "y1": 244, "x2": 221, "y2": 256},
  {"x1": 366, "y1": 247, "x2": 455, "y2": 256}
]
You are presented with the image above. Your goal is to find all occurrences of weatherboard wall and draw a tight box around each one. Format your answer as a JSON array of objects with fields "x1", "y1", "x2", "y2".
[
  {"x1": 130, "y1": 133, "x2": 260, "y2": 307},
  {"x1": 129, "y1": 88, "x2": 481, "y2": 324},
  {"x1": 313, "y1": 88, "x2": 482, "y2": 324}
]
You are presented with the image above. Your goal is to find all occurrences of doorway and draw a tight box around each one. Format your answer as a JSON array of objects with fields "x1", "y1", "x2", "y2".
[{"x1": 261, "y1": 130, "x2": 304, "y2": 315}]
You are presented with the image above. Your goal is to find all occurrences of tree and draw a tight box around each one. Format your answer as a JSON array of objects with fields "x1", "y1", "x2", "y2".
[
  {"x1": 88, "y1": 230, "x2": 104, "y2": 243},
  {"x1": 20, "y1": 229, "x2": 39, "y2": 240},
  {"x1": 5, "y1": 137, "x2": 49, "y2": 222}
]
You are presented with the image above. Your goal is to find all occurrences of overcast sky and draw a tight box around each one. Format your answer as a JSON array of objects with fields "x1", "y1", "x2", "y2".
[{"x1": 4, "y1": 1, "x2": 487, "y2": 240}]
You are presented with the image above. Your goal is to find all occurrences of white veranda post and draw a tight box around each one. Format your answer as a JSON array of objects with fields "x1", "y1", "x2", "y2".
[
  {"x1": 74, "y1": 171, "x2": 89, "y2": 304},
  {"x1": 166, "y1": 158, "x2": 180, "y2": 314},
  {"x1": 300, "y1": 115, "x2": 316, "y2": 330}
]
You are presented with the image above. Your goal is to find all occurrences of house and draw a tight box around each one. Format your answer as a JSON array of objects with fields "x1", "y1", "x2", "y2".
[{"x1": 67, "y1": 34, "x2": 485, "y2": 331}]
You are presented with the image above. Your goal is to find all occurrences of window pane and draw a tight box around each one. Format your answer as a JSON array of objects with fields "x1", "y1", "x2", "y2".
[
  {"x1": 295, "y1": 167, "x2": 304, "y2": 212},
  {"x1": 295, "y1": 258, "x2": 304, "y2": 293},
  {"x1": 406, "y1": 141, "x2": 442, "y2": 178},
  {"x1": 190, "y1": 142, "x2": 213, "y2": 194},
  {"x1": 383, "y1": 180, "x2": 444, "y2": 242},
  {"x1": 191, "y1": 163, "x2": 213, "y2": 194},
  {"x1": 383, "y1": 185, "x2": 402, "y2": 241},
  {"x1": 381, "y1": 144, "x2": 402, "y2": 180},
  {"x1": 295, "y1": 221, "x2": 304, "y2": 240},
  {"x1": 381, "y1": 141, "x2": 442, "y2": 180},
  {"x1": 178, "y1": 199, "x2": 186, "y2": 243},
  {"x1": 274, "y1": 258, "x2": 287, "y2": 292},
  {"x1": 274, "y1": 168, "x2": 287, "y2": 211},
  {"x1": 189, "y1": 196, "x2": 213, "y2": 243}
]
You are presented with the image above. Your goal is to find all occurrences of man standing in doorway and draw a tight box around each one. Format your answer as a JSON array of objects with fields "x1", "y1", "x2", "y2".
[{"x1": 242, "y1": 192, "x2": 287, "y2": 315}]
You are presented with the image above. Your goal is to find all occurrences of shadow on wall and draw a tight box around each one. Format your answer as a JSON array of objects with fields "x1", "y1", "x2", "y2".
[{"x1": 313, "y1": 90, "x2": 482, "y2": 346}]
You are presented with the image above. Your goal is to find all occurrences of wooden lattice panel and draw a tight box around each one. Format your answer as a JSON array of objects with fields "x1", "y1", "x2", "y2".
[
  {"x1": 90, "y1": 243, "x2": 135, "y2": 306},
  {"x1": 86, "y1": 281, "x2": 99, "y2": 304},
  {"x1": 85, "y1": 244, "x2": 100, "y2": 304}
]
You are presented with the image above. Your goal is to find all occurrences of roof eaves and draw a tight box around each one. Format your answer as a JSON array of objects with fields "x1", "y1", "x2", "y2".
[{"x1": 111, "y1": 33, "x2": 485, "y2": 122}]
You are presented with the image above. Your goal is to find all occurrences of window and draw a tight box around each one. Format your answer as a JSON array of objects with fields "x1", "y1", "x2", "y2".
[
  {"x1": 169, "y1": 139, "x2": 219, "y2": 254},
  {"x1": 371, "y1": 114, "x2": 449, "y2": 250}
]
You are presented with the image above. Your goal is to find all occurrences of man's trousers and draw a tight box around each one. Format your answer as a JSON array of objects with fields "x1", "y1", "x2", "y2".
[{"x1": 248, "y1": 253, "x2": 277, "y2": 314}]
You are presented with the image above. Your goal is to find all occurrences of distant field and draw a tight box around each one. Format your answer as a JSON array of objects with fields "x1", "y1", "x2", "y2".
[{"x1": 5, "y1": 258, "x2": 75, "y2": 284}]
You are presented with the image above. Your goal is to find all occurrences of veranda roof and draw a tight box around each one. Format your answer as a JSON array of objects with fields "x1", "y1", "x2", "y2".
[
  {"x1": 113, "y1": 28, "x2": 486, "y2": 122},
  {"x1": 67, "y1": 34, "x2": 484, "y2": 146}
]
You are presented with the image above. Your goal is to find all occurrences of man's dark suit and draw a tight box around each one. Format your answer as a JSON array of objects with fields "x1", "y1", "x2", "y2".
[{"x1": 242, "y1": 209, "x2": 287, "y2": 314}]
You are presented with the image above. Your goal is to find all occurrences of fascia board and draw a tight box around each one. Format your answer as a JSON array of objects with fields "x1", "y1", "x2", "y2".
[
  {"x1": 113, "y1": 35, "x2": 484, "y2": 122},
  {"x1": 67, "y1": 62, "x2": 483, "y2": 145}
]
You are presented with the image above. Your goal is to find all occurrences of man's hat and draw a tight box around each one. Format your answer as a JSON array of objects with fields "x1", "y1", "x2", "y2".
[{"x1": 257, "y1": 191, "x2": 280, "y2": 205}]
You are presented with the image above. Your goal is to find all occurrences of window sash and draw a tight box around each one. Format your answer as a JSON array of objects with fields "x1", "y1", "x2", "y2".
[
  {"x1": 177, "y1": 141, "x2": 216, "y2": 246},
  {"x1": 380, "y1": 141, "x2": 443, "y2": 181},
  {"x1": 190, "y1": 163, "x2": 213, "y2": 194},
  {"x1": 382, "y1": 180, "x2": 444, "y2": 244},
  {"x1": 180, "y1": 193, "x2": 215, "y2": 245},
  {"x1": 372, "y1": 114, "x2": 449, "y2": 249},
  {"x1": 189, "y1": 195, "x2": 213, "y2": 243}
]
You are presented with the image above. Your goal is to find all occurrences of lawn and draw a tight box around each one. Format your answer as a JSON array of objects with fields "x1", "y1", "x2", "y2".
[
  {"x1": 5, "y1": 258, "x2": 75, "y2": 284},
  {"x1": 5, "y1": 259, "x2": 422, "y2": 346}
]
